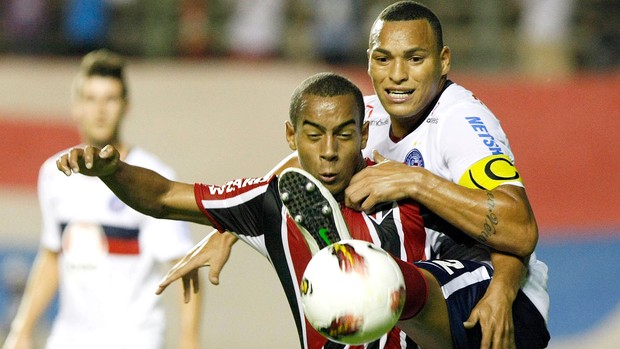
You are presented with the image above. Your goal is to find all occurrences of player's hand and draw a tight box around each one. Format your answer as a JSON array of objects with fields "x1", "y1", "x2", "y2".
[
  {"x1": 463, "y1": 285, "x2": 516, "y2": 349},
  {"x1": 345, "y1": 150, "x2": 418, "y2": 212},
  {"x1": 156, "y1": 231, "x2": 238, "y2": 303},
  {"x1": 56, "y1": 144, "x2": 120, "y2": 177}
]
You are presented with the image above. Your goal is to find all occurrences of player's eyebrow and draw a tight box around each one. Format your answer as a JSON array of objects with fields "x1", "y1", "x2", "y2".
[
  {"x1": 302, "y1": 119, "x2": 357, "y2": 132},
  {"x1": 372, "y1": 47, "x2": 429, "y2": 56}
]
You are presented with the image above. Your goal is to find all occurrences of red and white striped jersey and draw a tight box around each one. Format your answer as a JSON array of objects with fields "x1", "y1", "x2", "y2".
[{"x1": 195, "y1": 173, "x2": 446, "y2": 349}]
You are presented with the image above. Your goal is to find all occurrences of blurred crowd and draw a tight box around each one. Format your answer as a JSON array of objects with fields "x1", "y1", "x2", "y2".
[{"x1": 1, "y1": 0, "x2": 619, "y2": 73}]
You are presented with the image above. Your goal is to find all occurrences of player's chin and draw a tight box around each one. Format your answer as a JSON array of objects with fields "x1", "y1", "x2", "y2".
[
  {"x1": 380, "y1": 99, "x2": 418, "y2": 118},
  {"x1": 325, "y1": 182, "x2": 346, "y2": 201},
  {"x1": 389, "y1": 105, "x2": 419, "y2": 120}
]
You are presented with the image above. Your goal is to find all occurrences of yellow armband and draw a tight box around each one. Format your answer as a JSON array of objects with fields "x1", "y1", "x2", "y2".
[{"x1": 458, "y1": 155, "x2": 522, "y2": 190}]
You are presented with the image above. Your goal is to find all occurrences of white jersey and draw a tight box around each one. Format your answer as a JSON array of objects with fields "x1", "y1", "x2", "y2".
[
  {"x1": 363, "y1": 81, "x2": 549, "y2": 322},
  {"x1": 38, "y1": 147, "x2": 194, "y2": 349}
]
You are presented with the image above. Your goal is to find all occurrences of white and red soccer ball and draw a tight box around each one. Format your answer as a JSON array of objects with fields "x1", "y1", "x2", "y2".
[{"x1": 300, "y1": 239, "x2": 406, "y2": 345}]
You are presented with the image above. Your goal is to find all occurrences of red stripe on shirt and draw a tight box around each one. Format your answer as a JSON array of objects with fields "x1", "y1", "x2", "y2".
[
  {"x1": 107, "y1": 237, "x2": 140, "y2": 255},
  {"x1": 398, "y1": 203, "x2": 427, "y2": 262},
  {"x1": 342, "y1": 205, "x2": 373, "y2": 242}
]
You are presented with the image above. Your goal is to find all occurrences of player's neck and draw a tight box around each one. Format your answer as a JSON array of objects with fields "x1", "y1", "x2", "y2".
[
  {"x1": 389, "y1": 116, "x2": 424, "y2": 141},
  {"x1": 389, "y1": 78, "x2": 451, "y2": 141}
]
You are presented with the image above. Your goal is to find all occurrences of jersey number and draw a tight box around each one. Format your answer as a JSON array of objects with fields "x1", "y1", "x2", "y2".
[{"x1": 433, "y1": 260, "x2": 465, "y2": 275}]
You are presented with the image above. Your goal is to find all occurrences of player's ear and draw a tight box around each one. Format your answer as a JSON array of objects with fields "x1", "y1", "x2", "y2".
[
  {"x1": 360, "y1": 121, "x2": 369, "y2": 150},
  {"x1": 366, "y1": 49, "x2": 372, "y2": 77},
  {"x1": 285, "y1": 121, "x2": 297, "y2": 151},
  {"x1": 440, "y1": 46, "x2": 451, "y2": 76}
]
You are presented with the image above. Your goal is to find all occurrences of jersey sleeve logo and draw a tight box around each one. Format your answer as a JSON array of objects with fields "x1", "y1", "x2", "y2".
[
  {"x1": 465, "y1": 116, "x2": 504, "y2": 155},
  {"x1": 205, "y1": 176, "x2": 270, "y2": 196},
  {"x1": 458, "y1": 155, "x2": 522, "y2": 190}
]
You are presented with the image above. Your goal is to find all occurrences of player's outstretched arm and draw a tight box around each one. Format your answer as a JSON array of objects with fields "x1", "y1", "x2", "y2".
[
  {"x1": 157, "y1": 230, "x2": 238, "y2": 302},
  {"x1": 156, "y1": 154, "x2": 299, "y2": 299},
  {"x1": 345, "y1": 151, "x2": 537, "y2": 258},
  {"x1": 56, "y1": 144, "x2": 210, "y2": 225},
  {"x1": 157, "y1": 151, "x2": 298, "y2": 302}
]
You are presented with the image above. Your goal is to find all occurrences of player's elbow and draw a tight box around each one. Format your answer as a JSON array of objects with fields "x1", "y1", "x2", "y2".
[
  {"x1": 499, "y1": 208, "x2": 538, "y2": 258},
  {"x1": 495, "y1": 185, "x2": 538, "y2": 257},
  {"x1": 130, "y1": 190, "x2": 175, "y2": 220},
  {"x1": 515, "y1": 202, "x2": 539, "y2": 258},
  {"x1": 129, "y1": 201, "x2": 168, "y2": 220},
  {"x1": 515, "y1": 220, "x2": 538, "y2": 257}
]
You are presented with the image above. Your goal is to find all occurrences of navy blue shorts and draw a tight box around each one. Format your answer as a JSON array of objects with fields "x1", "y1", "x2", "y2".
[{"x1": 414, "y1": 260, "x2": 550, "y2": 349}]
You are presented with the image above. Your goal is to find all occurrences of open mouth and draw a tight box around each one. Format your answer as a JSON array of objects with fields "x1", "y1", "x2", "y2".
[{"x1": 386, "y1": 89, "x2": 414, "y2": 102}]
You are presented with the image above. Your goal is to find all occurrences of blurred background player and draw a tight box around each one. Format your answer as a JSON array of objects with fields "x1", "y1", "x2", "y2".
[{"x1": 2, "y1": 49, "x2": 201, "y2": 349}]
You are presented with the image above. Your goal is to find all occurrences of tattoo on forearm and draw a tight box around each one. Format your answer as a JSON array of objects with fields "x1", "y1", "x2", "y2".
[{"x1": 479, "y1": 191, "x2": 498, "y2": 242}]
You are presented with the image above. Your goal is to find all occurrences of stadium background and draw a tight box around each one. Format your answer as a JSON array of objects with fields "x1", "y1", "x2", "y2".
[{"x1": 0, "y1": 1, "x2": 618, "y2": 348}]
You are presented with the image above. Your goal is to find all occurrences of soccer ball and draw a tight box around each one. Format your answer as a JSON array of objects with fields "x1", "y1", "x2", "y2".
[{"x1": 300, "y1": 239, "x2": 406, "y2": 345}]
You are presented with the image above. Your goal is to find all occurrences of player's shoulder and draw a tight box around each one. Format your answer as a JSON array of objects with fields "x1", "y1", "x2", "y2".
[
  {"x1": 441, "y1": 82, "x2": 491, "y2": 111},
  {"x1": 436, "y1": 82, "x2": 498, "y2": 124},
  {"x1": 439, "y1": 83, "x2": 480, "y2": 109}
]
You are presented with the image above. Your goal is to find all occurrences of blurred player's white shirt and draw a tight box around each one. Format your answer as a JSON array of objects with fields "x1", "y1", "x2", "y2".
[
  {"x1": 38, "y1": 147, "x2": 193, "y2": 349},
  {"x1": 363, "y1": 82, "x2": 550, "y2": 322}
]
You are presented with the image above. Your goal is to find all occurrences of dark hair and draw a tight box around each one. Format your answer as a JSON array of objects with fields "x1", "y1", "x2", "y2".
[
  {"x1": 375, "y1": 1, "x2": 443, "y2": 49},
  {"x1": 289, "y1": 72, "x2": 365, "y2": 128},
  {"x1": 72, "y1": 49, "x2": 128, "y2": 100}
]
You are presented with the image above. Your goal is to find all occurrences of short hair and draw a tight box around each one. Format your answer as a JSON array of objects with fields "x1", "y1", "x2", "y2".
[
  {"x1": 289, "y1": 73, "x2": 365, "y2": 128},
  {"x1": 72, "y1": 49, "x2": 128, "y2": 100},
  {"x1": 372, "y1": 1, "x2": 444, "y2": 50}
]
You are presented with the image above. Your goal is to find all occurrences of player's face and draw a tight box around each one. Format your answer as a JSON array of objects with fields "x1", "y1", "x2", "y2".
[
  {"x1": 286, "y1": 94, "x2": 368, "y2": 200},
  {"x1": 72, "y1": 76, "x2": 127, "y2": 147},
  {"x1": 368, "y1": 19, "x2": 450, "y2": 136}
]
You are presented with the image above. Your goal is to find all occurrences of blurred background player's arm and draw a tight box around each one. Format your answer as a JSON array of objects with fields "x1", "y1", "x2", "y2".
[
  {"x1": 2, "y1": 248, "x2": 59, "y2": 349},
  {"x1": 175, "y1": 258, "x2": 202, "y2": 349}
]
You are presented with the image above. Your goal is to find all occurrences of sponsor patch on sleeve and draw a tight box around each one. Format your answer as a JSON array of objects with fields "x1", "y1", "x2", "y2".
[{"x1": 458, "y1": 155, "x2": 522, "y2": 190}]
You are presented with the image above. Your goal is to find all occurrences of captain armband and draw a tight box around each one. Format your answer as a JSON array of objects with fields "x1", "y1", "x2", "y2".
[{"x1": 458, "y1": 154, "x2": 523, "y2": 190}]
